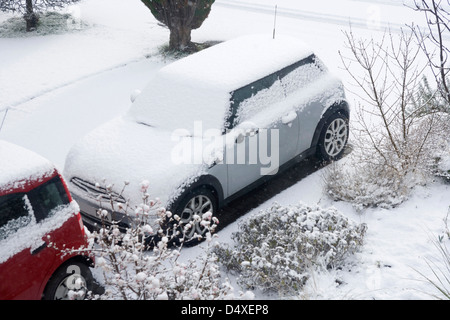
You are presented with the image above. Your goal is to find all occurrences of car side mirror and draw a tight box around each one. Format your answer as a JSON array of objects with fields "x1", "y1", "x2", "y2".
[{"x1": 130, "y1": 89, "x2": 141, "y2": 103}]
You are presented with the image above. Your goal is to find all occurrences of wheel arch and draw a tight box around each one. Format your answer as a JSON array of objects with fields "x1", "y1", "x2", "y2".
[
  {"x1": 41, "y1": 255, "x2": 94, "y2": 299},
  {"x1": 168, "y1": 175, "x2": 224, "y2": 214},
  {"x1": 310, "y1": 100, "x2": 350, "y2": 149}
]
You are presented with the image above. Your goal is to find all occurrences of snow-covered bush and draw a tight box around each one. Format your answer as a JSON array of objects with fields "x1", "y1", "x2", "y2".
[
  {"x1": 0, "y1": 11, "x2": 88, "y2": 37},
  {"x1": 428, "y1": 136, "x2": 450, "y2": 183},
  {"x1": 413, "y1": 77, "x2": 450, "y2": 183},
  {"x1": 327, "y1": 29, "x2": 450, "y2": 209},
  {"x1": 86, "y1": 180, "x2": 251, "y2": 300},
  {"x1": 214, "y1": 202, "x2": 367, "y2": 297},
  {"x1": 323, "y1": 156, "x2": 411, "y2": 211},
  {"x1": 0, "y1": 0, "x2": 81, "y2": 32}
]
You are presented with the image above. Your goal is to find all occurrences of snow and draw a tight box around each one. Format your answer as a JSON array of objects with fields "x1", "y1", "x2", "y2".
[
  {"x1": 0, "y1": 140, "x2": 55, "y2": 193},
  {"x1": 155, "y1": 34, "x2": 312, "y2": 92},
  {"x1": 64, "y1": 116, "x2": 207, "y2": 208},
  {"x1": 208, "y1": 164, "x2": 450, "y2": 300},
  {"x1": 128, "y1": 73, "x2": 229, "y2": 134},
  {"x1": 129, "y1": 34, "x2": 313, "y2": 134},
  {"x1": 0, "y1": 0, "x2": 449, "y2": 300}
]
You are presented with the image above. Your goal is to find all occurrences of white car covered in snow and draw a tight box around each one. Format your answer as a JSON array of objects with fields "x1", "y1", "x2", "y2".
[{"x1": 64, "y1": 34, "x2": 350, "y2": 243}]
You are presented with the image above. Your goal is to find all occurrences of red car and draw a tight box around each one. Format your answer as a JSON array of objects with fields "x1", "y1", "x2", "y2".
[{"x1": 0, "y1": 140, "x2": 94, "y2": 300}]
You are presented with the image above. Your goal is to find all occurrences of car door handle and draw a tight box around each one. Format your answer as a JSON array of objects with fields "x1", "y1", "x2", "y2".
[{"x1": 31, "y1": 242, "x2": 48, "y2": 255}]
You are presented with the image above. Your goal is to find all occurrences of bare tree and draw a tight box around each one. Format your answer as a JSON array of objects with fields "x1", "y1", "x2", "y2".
[
  {"x1": 0, "y1": 0, "x2": 80, "y2": 31},
  {"x1": 410, "y1": 0, "x2": 450, "y2": 104},
  {"x1": 340, "y1": 29, "x2": 438, "y2": 174},
  {"x1": 326, "y1": 28, "x2": 447, "y2": 208}
]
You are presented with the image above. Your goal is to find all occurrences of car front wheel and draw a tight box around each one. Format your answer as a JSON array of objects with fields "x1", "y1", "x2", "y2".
[{"x1": 172, "y1": 188, "x2": 218, "y2": 245}]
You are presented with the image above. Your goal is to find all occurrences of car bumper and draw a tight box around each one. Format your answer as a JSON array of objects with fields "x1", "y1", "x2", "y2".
[{"x1": 71, "y1": 193, "x2": 131, "y2": 232}]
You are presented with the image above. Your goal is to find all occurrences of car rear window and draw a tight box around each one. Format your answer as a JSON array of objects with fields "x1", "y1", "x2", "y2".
[
  {"x1": 0, "y1": 176, "x2": 70, "y2": 240},
  {"x1": 226, "y1": 54, "x2": 325, "y2": 130},
  {"x1": 278, "y1": 54, "x2": 325, "y2": 97},
  {"x1": 27, "y1": 176, "x2": 70, "y2": 223}
]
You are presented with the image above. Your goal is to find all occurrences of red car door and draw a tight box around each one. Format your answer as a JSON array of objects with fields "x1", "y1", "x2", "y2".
[
  {"x1": 0, "y1": 175, "x2": 76, "y2": 300},
  {"x1": 0, "y1": 239, "x2": 56, "y2": 299},
  {"x1": 0, "y1": 192, "x2": 56, "y2": 299}
]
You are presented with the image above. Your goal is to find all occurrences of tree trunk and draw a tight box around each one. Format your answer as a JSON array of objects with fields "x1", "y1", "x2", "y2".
[
  {"x1": 25, "y1": 0, "x2": 38, "y2": 31},
  {"x1": 168, "y1": 21, "x2": 193, "y2": 51}
]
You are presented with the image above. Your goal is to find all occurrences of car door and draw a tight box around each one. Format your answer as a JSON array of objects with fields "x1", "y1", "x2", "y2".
[
  {"x1": 278, "y1": 55, "x2": 326, "y2": 155},
  {"x1": 273, "y1": 109, "x2": 300, "y2": 167},
  {"x1": 0, "y1": 192, "x2": 55, "y2": 299},
  {"x1": 0, "y1": 175, "x2": 72, "y2": 299},
  {"x1": 225, "y1": 73, "x2": 298, "y2": 196},
  {"x1": 224, "y1": 123, "x2": 265, "y2": 196}
]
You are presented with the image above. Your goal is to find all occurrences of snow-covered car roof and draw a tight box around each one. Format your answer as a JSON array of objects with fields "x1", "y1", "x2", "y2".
[
  {"x1": 128, "y1": 34, "x2": 313, "y2": 134},
  {"x1": 157, "y1": 34, "x2": 313, "y2": 91},
  {"x1": 0, "y1": 140, "x2": 55, "y2": 194}
]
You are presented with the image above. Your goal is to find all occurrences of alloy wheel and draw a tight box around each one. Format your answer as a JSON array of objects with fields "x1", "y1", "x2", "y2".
[
  {"x1": 324, "y1": 118, "x2": 348, "y2": 157},
  {"x1": 180, "y1": 194, "x2": 214, "y2": 240}
]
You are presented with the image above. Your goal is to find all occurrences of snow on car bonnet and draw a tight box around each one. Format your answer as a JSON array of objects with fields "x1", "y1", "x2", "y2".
[
  {"x1": 0, "y1": 140, "x2": 55, "y2": 194},
  {"x1": 128, "y1": 34, "x2": 313, "y2": 135}
]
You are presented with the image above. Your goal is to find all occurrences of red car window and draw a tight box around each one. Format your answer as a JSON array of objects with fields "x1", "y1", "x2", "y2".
[
  {"x1": 0, "y1": 193, "x2": 32, "y2": 241},
  {"x1": 27, "y1": 176, "x2": 70, "y2": 223}
]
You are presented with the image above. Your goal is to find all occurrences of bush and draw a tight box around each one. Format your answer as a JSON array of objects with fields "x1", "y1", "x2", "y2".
[
  {"x1": 323, "y1": 157, "x2": 411, "y2": 211},
  {"x1": 78, "y1": 180, "x2": 252, "y2": 300},
  {"x1": 215, "y1": 202, "x2": 367, "y2": 297},
  {"x1": 328, "y1": 29, "x2": 450, "y2": 209},
  {"x1": 0, "y1": 11, "x2": 87, "y2": 37}
]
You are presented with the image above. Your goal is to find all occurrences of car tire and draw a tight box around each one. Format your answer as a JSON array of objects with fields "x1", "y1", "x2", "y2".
[
  {"x1": 170, "y1": 187, "x2": 218, "y2": 246},
  {"x1": 317, "y1": 112, "x2": 349, "y2": 161},
  {"x1": 42, "y1": 261, "x2": 93, "y2": 300}
]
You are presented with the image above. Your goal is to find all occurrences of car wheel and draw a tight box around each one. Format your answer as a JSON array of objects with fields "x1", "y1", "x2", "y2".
[
  {"x1": 171, "y1": 187, "x2": 218, "y2": 245},
  {"x1": 42, "y1": 261, "x2": 93, "y2": 300},
  {"x1": 317, "y1": 112, "x2": 349, "y2": 161}
]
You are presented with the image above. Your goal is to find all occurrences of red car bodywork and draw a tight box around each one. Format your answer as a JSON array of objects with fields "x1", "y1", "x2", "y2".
[{"x1": 0, "y1": 154, "x2": 92, "y2": 300}]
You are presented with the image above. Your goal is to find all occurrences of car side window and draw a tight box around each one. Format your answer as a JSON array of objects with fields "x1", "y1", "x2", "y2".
[
  {"x1": 226, "y1": 72, "x2": 284, "y2": 129},
  {"x1": 0, "y1": 193, "x2": 33, "y2": 241}
]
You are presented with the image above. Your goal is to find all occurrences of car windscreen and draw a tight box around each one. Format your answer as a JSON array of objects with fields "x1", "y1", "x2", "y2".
[{"x1": 127, "y1": 75, "x2": 231, "y2": 135}]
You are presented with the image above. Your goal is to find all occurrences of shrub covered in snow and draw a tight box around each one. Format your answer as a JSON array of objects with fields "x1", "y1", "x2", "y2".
[
  {"x1": 427, "y1": 124, "x2": 450, "y2": 184},
  {"x1": 323, "y1": 158, "x2": 411, "y2": 211},
  {"x1": 0, "y1": 11, "x2": 87, "y2": 37},
  {"x1": 327, "y1": 30, "x2": 450, "y2": 210},
  {"x1": 215, "y1": 202, "x2": 367, "y2": 297},
  {"x1": 86, "y1": 180, "x2": 251, "y2": 300}
]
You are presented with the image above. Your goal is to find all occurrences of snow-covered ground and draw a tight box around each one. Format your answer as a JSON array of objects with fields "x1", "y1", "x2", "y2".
[{"x1": 0, "y1": 0, "x2": 449, "y2": 299}]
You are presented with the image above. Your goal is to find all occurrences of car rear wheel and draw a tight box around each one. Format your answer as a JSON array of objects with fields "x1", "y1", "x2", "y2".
[
  {"x1": 317, "y1": 112, "x2": 349, "y2": 161},
  {"x1": 42, "y1": 261, "x2": 93, "y2": 300}
]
